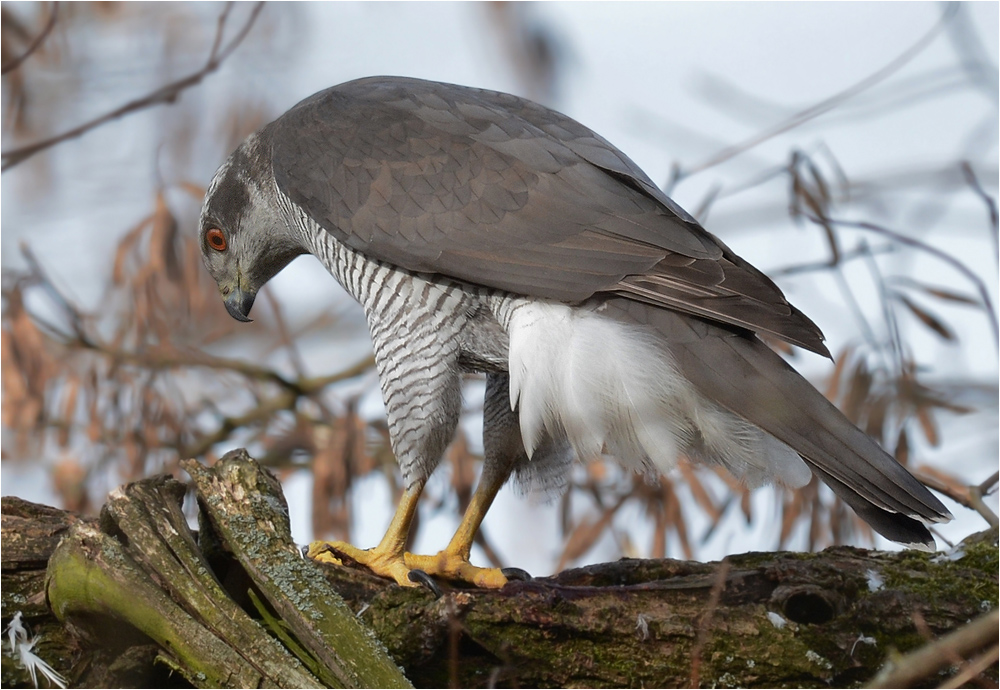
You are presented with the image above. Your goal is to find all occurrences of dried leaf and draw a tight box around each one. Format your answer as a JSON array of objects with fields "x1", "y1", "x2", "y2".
[
  {"x1": 665, "y1": 483, "x2": 692, "y2": 560},
  {"x1": 912, "y1": 464, "x2": 964, "y2": 491},
  {"x1": 178, "y1": 180, "x2": 206, "y2": 201},
  {"x1": 57, "y1": 376, "x2": 80, "y2": 447},
  {"x1": 112, "y1": 217, "x2": 151, "y2": 285},
  {"x1": 864, "y1": 395, "x2": 888, "y2": 444},
  {"x1": 587, "y1": 458, "x2": 607, "y2": 482},
  {"x1": 916, "y1": 406, "x2": 940, "y2": 447},
  {"x1": 447, "y1": 431, "x2": 477, "y2": 509},
  {"x1": 894, "y1": 427, "x2": 910, "y2": 466},
  {"x1": 896, "y1": 279, "x2": 980, "y2": 306},
  {"x1": 841, "y1": 359, "x2": 872, "y2": 424},
  {"x1": 825, "y1": 345, "x2": 852, "y2": 402},
  {"x1": 678, "y1": 461, "x2": 721, "y2": 522},
  {"x1": 151, "y1": 192, "x2": 182, "y2": 282},
  {"x1": 921, "y1": 286, "x2": 979, "y2": 306},
  {"x1": 556, "y1": 496, "x2": 624, "y2": 571},
  {"x1": 651, "y1": 508, "x2": 667, "y2": 560},
  {"x1": 52, "y1": 457, "x2": 88, "y2": 513},
  {"x1": 740, "y1": 488, "x2": 752, "y2": 523},
  {"x1": 760, "y1": 333, "x2": 794, "y2": 357},
  {"x1": 895, "y1": 293, "x2": 955, "y2": 341},
  {"x1": 809, "y1": 485, "x2": 823, "y2": 551},
  {"x1": 780, "y1": 489, "x2": 804, "y2": 546}
]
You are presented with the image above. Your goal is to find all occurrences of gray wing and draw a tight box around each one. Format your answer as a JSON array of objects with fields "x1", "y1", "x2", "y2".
[{"x1": 269, "y1": 76, "x2": 829, "y2": 356}]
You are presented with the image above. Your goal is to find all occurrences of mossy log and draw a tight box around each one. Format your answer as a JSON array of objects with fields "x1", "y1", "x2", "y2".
[{"x1": 1, "y1": 449, "x2": 996, "y2": 689}]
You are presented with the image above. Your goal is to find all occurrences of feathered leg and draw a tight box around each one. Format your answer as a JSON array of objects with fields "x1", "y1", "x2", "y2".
[
  {"x1": 308, "y1": 299, "x2": 464, "y2": 587},
  {"x1": 405, "y1": 373, "x2": 524, "y2": 588}
]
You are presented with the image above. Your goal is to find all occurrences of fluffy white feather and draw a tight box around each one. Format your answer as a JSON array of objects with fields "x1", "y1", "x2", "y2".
[
  {"x1": 506, "y1": 300, "x2": 811, "y2": 488},
  {"x1": 5, "y1": 612, "x2": 67, "y2": 689}
]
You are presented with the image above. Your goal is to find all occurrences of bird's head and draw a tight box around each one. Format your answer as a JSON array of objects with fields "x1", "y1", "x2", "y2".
[{"x1": 199, "y1": 132, "x2": 306, "y2": 322}]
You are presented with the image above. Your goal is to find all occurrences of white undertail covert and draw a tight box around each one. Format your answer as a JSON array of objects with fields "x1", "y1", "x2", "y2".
[{"x1": 502, "y1": 300, "x2": 813, "y2": 489}]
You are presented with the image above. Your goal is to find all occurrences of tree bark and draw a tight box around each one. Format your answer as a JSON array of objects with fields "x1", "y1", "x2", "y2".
[{"x1": 2, "y1": 450, "x2": 996, "y2": 689}]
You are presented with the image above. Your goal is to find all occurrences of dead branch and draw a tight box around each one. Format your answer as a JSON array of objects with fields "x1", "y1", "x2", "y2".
[
  {"x1": 0, "y1": 2, "x2": 58, "y2": 75},
  {"x1": 770, "y1": 243, "x2": 898, "y2": 278},
  {"x1": 915, "y1": 470, "x2": 1000, "y2": 530},
  {"x1": 0, "y1": 2, "x2": 265, "y2": 171},
  {"x1": 810, "y1": 215, "x2": 1000, "y2": 343},
  {"x1": 961, "y1": 161, "x2": 1000, "y2": 261},
  {"x1": 687, "y1": 558, "x2": 730, "y2": 688},
  {"x1": 671, "y1": 4, "x2": 959, "y2": 183},
  {"x1": 2, "y1": 451, "x2": 996, "y2": 689},
  {"x1": 867, "y1": 609, "x2": 999, "y2": 689},
  {"x1": 35, "y1": 450, "x2": 410, "y2": 688}
]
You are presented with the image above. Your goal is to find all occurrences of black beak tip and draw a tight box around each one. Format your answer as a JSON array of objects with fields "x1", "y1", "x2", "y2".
[{"x1": 224, "y1": 290, "x2": 256, "y2": 323}]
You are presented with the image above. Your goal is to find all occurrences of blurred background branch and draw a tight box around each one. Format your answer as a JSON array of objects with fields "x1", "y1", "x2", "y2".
[
  {"x1": 668, "y1": 3, "x2": 959, "y2": 185},
  {"x1": 0, "y1": 1, "x2": 58, "y2": 76},
  {"x1": 1, "y1": 2, "x2": 263, "y2": 171}
]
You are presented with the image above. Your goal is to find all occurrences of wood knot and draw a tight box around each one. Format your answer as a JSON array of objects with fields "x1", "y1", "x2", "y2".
[{"x1": 771, "y1": 584, "x2": 840, "y2": 625}]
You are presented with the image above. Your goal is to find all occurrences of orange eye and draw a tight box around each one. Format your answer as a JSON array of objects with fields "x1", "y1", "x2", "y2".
[{"x1": 206, "y1": 228, "x2": 227, "y2": 252}]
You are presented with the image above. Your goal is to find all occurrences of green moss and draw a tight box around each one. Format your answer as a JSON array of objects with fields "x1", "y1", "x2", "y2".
[
  {"x1": 878, "y1": 538, "x2": 998, "y2": 610},
  {"x1": 695, "y1": 608, "x2": 838, "y2": 689}
]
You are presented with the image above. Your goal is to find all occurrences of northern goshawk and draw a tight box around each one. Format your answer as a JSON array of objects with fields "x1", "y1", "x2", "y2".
[{"x1": 200, "y1": 76, "x2": 951, "y2": 588}]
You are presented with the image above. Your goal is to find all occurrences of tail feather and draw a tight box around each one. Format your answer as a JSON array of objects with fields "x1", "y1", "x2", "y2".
[
  {"x1": 809, "y1": 464, "x2": 938, "y2": 549},
  {"x1": 606, "y1": 299, "x2": 953, "y2": 544}
]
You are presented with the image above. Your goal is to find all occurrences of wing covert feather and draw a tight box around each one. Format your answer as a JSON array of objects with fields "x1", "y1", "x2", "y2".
[{"x1": 270, "y1": 77, "x2": 827, "y2": 355}]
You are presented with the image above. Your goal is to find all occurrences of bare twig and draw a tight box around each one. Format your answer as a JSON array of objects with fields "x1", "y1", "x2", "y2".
[
  {"x1": 943, "y1": 2, "x2": 1000, "y2": 100},
  {"x1": 938, "y1": 644, "x2": 999, "y2": 689},
  {"x1": 678, "y1": 4, "x2": 959, "y2": 180},
  {"x1": 771, "y1": 243, "x2": 897, "y2": 277},
  {"x1": 867, "y1": 610, "x2": 999, "y2": 688},
  {"x1": 18, "y1": 242, "x2": 93, "y2": 345},
  {"x1": 688, "y1": 558, "x2": 730, "y2": 689},
  {"x1": 19, "y1": 241, "x2": 372, "y2": 397},
  {"x1": 810, "y1": 215, "x2": 1000, "y2": 344},
  {"x1": 915, "y1": 470, "x2": 999, "y2": 529},
  {"x1": 179, "y1": 390, "x2": 294, "y2": 459},
  {"x1": 446, "y1": 596, "x2": 461, "y2": 690},
  {"x1": 971, "y1": 471, "x2": 1000, "y2": 529},
  {"x1": 1, "y1": 2, "x2": 265, "y2": 171},
  {"x1": 961, "y1": 161, "x2": 1000, "y2": 261},
  {"x1": 261, "y1": 288, "x2": 308, "y2": 382},
  {"x1": 979, "y1": 471, "x2": 999, "y2": 496},
  {"x1": 1, "y1": 2, "x2": 58, "y2": 75}
]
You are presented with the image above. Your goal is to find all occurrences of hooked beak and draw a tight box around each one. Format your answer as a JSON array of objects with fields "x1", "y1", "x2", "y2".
[{"x1": 224, "y1": 286, "x2": 256, "y2": 323}]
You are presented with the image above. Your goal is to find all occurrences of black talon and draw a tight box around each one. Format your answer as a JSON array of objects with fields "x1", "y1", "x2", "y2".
[
  {"x1": 408, "y1": 569, "x2": 443, "y2": 597},
  {"x1": 501, "y1": 567, "x2": 532, "y2": 582}
]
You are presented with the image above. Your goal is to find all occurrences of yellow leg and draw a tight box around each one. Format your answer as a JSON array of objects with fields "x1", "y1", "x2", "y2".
[
  {"x1": 308, "y1": 447, "x2": 518, "y2": 589},
  {"x1": 307, "y1": 480, "x2": 424, "y2": 587},
  {"x1": 404, "y1": 468, "x2": 510, "y2": 588}
]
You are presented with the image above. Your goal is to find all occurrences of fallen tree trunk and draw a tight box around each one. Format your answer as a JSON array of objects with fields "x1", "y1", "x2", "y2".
[{"x1": 2, "y1": 449, "x2": 997, "y2": 688}]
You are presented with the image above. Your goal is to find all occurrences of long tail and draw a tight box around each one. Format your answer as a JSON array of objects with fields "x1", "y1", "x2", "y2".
[{"x1": 607, "y1": 299, "x2": 953, "y2": 548}]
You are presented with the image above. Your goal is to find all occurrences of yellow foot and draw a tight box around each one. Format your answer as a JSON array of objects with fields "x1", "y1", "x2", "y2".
[
  {"x1": 404, "y1": 551, "x2": 509, "y2": 589},
  {"x1": 306, "y1": 540, "x2": 415, "y2": 588},
  {"x1": 307, "y1": 541, "x2": 514, "y2": 589}
]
